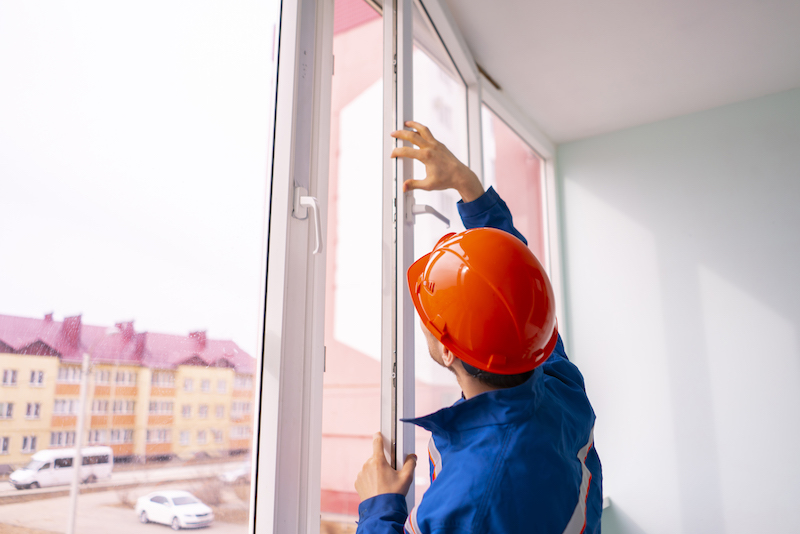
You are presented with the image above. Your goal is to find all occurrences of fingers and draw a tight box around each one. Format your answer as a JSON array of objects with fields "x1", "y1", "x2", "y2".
[
  {"x1": 390, "y1": 146, "x2": 423, "y2": 161},
  {"x1": 372, "y1": 432, "x2": 385, "y2": 460},
  {"x1": 404, "y1": 121, "x2": 435, "y2": 142},
  {"x1": 400, "y1": 454, "x2": 417, "y2": 479},
  {"x1": 397, "y1": 454, "x2": 418, "y2": 494},
  {"x1": 391, "y1": 129, "x2": 426, "y2": 147},
  {"x1": 402, "y1": 178, "x2": 431, "y2": 192}
]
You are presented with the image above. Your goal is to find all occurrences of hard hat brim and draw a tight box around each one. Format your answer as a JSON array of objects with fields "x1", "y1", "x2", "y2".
[{"x1": 407, "y1": 251, "x2": 433, "y2": 332}]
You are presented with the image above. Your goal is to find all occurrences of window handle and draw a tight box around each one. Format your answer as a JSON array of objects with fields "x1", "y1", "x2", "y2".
[
  {"x1": 406, "y1": 196, "x2": 450, "y2": 228},
  {"x1": 293, "y1": 186, "x2": 323, "y2": 254}
]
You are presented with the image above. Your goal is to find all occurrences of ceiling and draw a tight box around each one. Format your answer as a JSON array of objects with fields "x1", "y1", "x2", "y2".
[{"x1": 443, "y1": 0, "x2": 800, "y2": 143}]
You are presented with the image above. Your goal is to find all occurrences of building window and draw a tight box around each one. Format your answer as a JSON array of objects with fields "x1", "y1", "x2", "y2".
[
  {"x1": 182, "y1": 405, "x2": 191, "y2": 418},
  {"x1": 29, "y1": 370, "x2": 45, "y2": 386},
  {"x1": 21, "y1": 436, "x2": 37, "y2": 453},
  {"x1": 232, "y1": 401, "x2": 252, "y2": 418},
  {"x1": 234, "y1": 375, "x2": 253, "y2": 390},
  {"x1": 54, "y1": 399, "x2": 78, "y2": 415},
  {"x1": 110, "y1": 429, "x2": 133, "y2": 443},
  {"x1": 212, "y1": 429, "x2": 223, "y2": 443},
  {"x1": 200, "y1": 379, "x2": 210, "y2": 392},
  {"x1": 0, "y1": 402, "x2": 14, "y2": 419},
  {"x1": 230, "y1": 426, "x2": 249, "y2": 439},
  {"x1": 115, "y1": 371, "x2": 136, "y2": 385},
  {"x1": 149, "y1": 401, "x2": 173, "y2": 415},
  {"x1": 88, "y1": 430, "x2": 107, "y2": 444},
  {"x1": 25, "y1": 403, "x2": 41, "y2": 419},
  {"x1": 198, "y1": 405, "x2": 209, "y2": 419},
  {"x1": 146, "y1": 429, "x2": 170, "y2": 443},
  {"x1": 180, "y1": 431, "x2": 190, "y2": 445},
  {"x1": 50, "y1": 431, "x2": 76, "y2": 447},
  {"x1": 151, "y1": 371, "x2": 175, "y2": 387},
  {"x1": 95, "y1": 370, "x2": 110, "y2": 384},
  {"x1": 217, "y1": 380, "x2": 227, "y2": 394},
  {"x1": 0, "y1": 437, "x2": 8, "y2": 454},
  {"x1": 57, "y1": 366, "x2": 81, "y2": 383},
  {"x1": 92, "y1": 400, "x2": 109, "y2": 414},
  {"x1": 183, "y1": 378, "x2": 193, "y2": 392},
  {"x1": 2, "y1": 369, "x2": 18, "y2": 386},
  {"x1": 197, "y1": 430, "x2": 207, "y2": 445},
  {"x1": 113, "y1": 400, "x2": 135, "y2": 414},
  {"x1": 215, "y1": 405, "x2": 225, "y2": 419}
]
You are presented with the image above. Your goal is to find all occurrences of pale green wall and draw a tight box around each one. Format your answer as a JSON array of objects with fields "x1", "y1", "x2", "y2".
[{"x1": 557, "y1": 89, "x2": 800, "y2": 534}]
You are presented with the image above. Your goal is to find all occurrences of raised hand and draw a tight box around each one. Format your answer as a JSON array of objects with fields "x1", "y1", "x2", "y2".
[{"x1": 391, "y1": 121, "x2": 484, "y2": 203}]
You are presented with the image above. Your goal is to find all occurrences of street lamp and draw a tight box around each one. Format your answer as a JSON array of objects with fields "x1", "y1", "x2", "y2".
[{"x1": 66, "y1": 326, "x2": 116, "y2": 534}]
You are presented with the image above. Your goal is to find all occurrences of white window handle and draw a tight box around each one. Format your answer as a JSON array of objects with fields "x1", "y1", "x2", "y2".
[
  {"x1": 406, "y1": 196, "x2": 450, "y2": 228},
  {"x1": 293, "y1": 186, "x2": 323, "y2": 254}
]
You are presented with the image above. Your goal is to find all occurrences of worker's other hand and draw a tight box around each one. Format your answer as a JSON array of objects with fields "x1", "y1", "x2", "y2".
[
  {"x1": 355, "y1": 432, "x2": 417, "y2": 502},
  {"x1": 391, "y1": 121, "x2": 484, "y2": 203}
]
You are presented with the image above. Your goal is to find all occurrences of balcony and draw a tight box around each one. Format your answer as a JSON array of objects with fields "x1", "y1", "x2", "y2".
[
  {"x1": 145, "y1": 442, "x2": 172, "y2": 455},
  {"x1": 91, "y1": 415, "x2": 109, "y2": 426},
  {"x1": 55, "y1": 383, "x2": 80, "y2": 395},
  {"x1": 114, "y1": 386, "x2": 138, "y2": 397},
  {"x1": 51, "y1": 415, "x2": 77, "y2": 428},
  {"x1": 147, "y1": 414, "x2": 174, "y2": 426},
  {"x1": 150, "y1": 386, "x2": 176, "y2": 397},
  {"x1": 112, "y1": 414, "x2": 136, "y2": 426}
]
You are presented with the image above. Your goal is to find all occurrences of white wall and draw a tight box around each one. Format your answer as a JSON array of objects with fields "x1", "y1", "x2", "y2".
[{"x1": 557, "y1": 89, "x2": 800, "y2": 534}]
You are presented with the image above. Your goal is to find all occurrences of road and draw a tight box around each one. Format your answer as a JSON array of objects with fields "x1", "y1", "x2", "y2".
[
  {"x1": 0, "y1": 481, "x2": 249, "y2": 534},
  {"x1": 0, "y1": 461, "x2": 243, "y2": 498}
]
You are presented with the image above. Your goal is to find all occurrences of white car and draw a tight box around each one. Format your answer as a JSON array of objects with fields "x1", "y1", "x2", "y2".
[
  {"x1": 218, "y1": 461, "x2": 251, "y2": 485},
  {"x1": 135, "y1": 490, "x2": 214, "y2": 530}
]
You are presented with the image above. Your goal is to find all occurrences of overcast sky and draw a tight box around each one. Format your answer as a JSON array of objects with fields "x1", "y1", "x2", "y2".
[{"x1": 0, "y1": 2, "x2": 280, "y2": 358}]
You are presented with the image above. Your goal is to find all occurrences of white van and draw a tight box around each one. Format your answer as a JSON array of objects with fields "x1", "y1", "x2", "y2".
[{"x1": 9, "y1": 446, "x2": 113, "y2": 489}]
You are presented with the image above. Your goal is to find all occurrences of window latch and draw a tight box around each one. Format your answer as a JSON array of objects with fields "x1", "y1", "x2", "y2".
[
  {"x1": 293, "y1": 186, "x2": 322, "y2": 254},
  {"x1": 405, "y1": 195, "x2": 450, "y2": 228}
]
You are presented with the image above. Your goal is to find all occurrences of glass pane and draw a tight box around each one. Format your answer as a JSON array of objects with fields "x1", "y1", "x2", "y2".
[
  {"x1": 0, "y1": 1, "x2": 280, "y2": 532},
  {"x1": 410, "y1": 5, "x2": 469, "y2": 507},
  {"x1": 320, "y1": 0, "x2": 381, "y2": 531},
  {"x1": 481, "y1": 105, "x2": 548, "y2": 264}
]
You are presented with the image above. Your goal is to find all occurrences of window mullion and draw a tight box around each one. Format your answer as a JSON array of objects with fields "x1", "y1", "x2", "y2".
[{"x1": 382, "y1": 0, "x2": 416, "y2": 512}]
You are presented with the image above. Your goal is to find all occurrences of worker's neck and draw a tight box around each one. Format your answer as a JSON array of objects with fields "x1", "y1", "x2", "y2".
[{"x1": 453, "y1": 362, "x2": 499, "y2": 400}]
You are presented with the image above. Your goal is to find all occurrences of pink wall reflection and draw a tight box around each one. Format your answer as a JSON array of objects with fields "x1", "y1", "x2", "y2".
[{"x1": 322, "y1": 0, "x2": 547, "y2": 519}]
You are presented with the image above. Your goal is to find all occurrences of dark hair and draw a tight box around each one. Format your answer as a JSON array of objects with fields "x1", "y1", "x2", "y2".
[{"x1": 460, "y1": 361, "x2": 534, "y2": 389}]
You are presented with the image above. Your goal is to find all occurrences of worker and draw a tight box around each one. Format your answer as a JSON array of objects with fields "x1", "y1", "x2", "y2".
[{"x1": 353, "y1": 121, "x2": 602, "y2": 533}]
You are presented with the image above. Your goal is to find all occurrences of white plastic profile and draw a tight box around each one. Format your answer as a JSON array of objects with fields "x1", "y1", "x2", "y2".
[
  {"x1": 410, "y1": 202, "x2": 450, "y2": 228},
  {"x1": 406, "y1": 195, "x2": 450, "y2": 228},
  {"x1": 293, "y1": 185, "x2": 323, "y2": 254}
]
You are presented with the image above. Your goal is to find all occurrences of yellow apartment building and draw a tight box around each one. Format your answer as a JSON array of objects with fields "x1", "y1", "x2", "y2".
[
  {"x1": 0, "y1": 313, "x2": 256, "y2": 472},
  {"x1": 0, "y1": 353, "x2": 61, "y2": 466}
]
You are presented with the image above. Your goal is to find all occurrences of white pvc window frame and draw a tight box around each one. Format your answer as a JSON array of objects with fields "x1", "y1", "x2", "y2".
[
  {"x1": 255, "y1": 0, "x2": 566, "y2": 531},
  {"x1": 253, "y1": 0, "x2": 333, "y2": 532},
  {"x1": 414, "y1": 0, "x2": 565, "y2": 327}
]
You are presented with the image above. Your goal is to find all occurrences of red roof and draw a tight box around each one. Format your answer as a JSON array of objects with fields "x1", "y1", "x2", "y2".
[{"x1": 0, "y1": 313, "x2": 255, "y2": 374}]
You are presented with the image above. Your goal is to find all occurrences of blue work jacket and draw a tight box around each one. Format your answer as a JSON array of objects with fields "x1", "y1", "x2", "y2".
[{"x1": 356, "y1": 187, "x2": 602, "y2": 534}]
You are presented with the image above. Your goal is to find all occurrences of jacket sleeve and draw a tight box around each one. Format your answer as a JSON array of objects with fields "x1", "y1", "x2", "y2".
[
  {"x1": 456, "y1": 186, "x2": 527, "y2": 246},
  {"x1": 356, "y1": 494, "x2": 410, "y2": 534}
]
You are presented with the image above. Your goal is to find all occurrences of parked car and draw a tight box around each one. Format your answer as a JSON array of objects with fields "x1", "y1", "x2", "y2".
[
  {"x1": 218, "y1": 461, "x2": 251, "y2": 485},
  {"x1": 9, "y1": 446, "x2": 113, "y2": 489},
  {"x1": 135, "y1": 490, "x2": 214, "y2": 530}
]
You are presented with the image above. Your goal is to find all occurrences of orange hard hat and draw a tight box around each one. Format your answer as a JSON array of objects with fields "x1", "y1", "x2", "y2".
[{"x1": 407, "y1": 228, "x2": 558, "y2": 375}]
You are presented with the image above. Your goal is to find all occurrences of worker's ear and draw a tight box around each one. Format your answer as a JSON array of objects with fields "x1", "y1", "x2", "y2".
[{"x1": 441, "y1": 345, "x2": 456, "y2": 368}]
